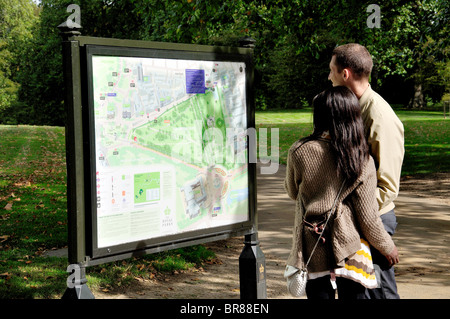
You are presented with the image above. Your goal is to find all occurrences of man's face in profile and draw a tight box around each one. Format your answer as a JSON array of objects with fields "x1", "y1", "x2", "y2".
[{"x1": 328, "y1": 55, "x2": 345, "y2": 87}]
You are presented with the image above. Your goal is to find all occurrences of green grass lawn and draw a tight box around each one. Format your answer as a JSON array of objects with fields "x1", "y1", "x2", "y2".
[
  {"x1": 256, "y1": 108, "x2": 450, "y2": 176},
  {"x1": 256, "y1": 108, "x2": 314, "y2": 167},
  {"x1": 0, "y1": 126, "x2": 68, "y2": 297},
  {"x1": 0, "y1": 109, "x2": 447, "y2": 298},
  {"x1": 395, "y1": 110, "x2": 450, "y2": 175}
]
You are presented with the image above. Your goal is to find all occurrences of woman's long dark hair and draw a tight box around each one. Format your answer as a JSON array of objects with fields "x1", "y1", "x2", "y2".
[{"x1": 298, "y1": 86, "x2": 369, "y2": 182}]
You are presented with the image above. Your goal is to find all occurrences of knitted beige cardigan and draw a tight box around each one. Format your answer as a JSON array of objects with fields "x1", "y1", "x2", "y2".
[{"x1": 284, "y1": 138, "x2": 395, "y2": 272}]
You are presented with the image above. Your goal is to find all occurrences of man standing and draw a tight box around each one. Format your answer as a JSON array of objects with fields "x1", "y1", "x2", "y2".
[{"x1": 328, "y1": 43, "x2": 404, "y2": 299}]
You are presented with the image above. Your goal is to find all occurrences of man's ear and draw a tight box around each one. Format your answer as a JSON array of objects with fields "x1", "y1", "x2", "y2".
[{"x1": 342, "y1": 68, "x2": 350, "y2": 81}]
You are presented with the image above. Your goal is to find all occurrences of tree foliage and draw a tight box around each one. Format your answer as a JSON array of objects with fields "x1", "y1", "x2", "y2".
[
  {"x1": 0, "y1": 0, "x2": 448, "y2": 125},
  {"x1": 0, "y1": 0, "x2": 38, "y2": 117}
]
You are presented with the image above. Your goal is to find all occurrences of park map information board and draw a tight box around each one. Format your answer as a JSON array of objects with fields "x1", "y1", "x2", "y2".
[{"x1": 88, "y1": 50, "x2": 251, "y2": 253}]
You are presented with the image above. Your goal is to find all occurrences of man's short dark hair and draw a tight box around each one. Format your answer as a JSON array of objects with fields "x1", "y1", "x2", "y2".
[{"x1": 332, "y1": 44, "x2": 373, "y2": 79}]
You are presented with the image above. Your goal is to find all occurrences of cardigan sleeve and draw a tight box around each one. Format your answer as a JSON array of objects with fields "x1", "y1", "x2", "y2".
[
  {"x1": 284, "y1": 145, "x2": 302, "y2": 200},
  {"x1": 350, "y1": 158, "x2": 395, "y2": 256}
]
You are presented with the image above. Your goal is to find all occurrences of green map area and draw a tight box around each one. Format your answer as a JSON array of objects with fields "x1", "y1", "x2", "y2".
[
  {"x1": 131, "y1": 87, "x2": 243, "y2": 169},
  {"x1": 134, "y1": 172, "x2": 160, "y2": 204}
]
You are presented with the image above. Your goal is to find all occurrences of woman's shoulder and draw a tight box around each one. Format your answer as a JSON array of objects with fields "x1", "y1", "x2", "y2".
[
  {"x1": 288, "y1": 138, "x2": 331, "y2": 168},
  {"x1": 289, "y1": 137, "x2": 330, "y2": 155},
  {"x1": 356, "y1": 155, "x2": 377, "y2": 182},
  {"x1": 364, "y1": 156, "x2": 376, "y2": 173}
]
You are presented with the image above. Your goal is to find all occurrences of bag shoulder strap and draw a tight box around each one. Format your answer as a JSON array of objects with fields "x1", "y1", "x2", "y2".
[{"x1": 303, "y1": 181, "x2": 345, "y2": 270}]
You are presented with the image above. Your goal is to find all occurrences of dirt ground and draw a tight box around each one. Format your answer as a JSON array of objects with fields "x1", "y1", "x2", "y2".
[{"x1": 93, "y1": 169, "x2": 450, "y2": 300}]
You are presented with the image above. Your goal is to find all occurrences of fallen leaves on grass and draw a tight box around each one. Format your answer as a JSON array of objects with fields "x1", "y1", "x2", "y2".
[
  {"x1": 13, "y1": 180, "x2": 32, "y2": 188},
  {"x1": 0, "y1": 272, "x2": 11, "y2": 280},
  {"x1": 136, "y1": 264, "x2": 146, "y2": 271},
  {"x1": 35, "y1": 201, "x2": 45, "y2": 209},
  {"x1": 204, "y1": 258, "x2": 223, "y2": 265}
]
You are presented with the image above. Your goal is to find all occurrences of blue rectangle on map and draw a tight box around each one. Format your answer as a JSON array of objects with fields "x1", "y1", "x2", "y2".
[
  {"x1": 107, "y1": 93, "x2": 116, "y2": 97},
  {"x1": 186, "y1": 69, "x2": 205, "y2": 94}
]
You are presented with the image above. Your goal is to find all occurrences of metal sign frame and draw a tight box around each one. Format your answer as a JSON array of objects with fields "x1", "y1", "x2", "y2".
[{"x1": 62, "y1": 35, "x2": 257, "y2": 268}]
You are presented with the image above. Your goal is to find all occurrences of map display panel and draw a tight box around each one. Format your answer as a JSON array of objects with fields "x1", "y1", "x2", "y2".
[{"x1": 90, "y1": 54, "x2": 249, "y2": 248}]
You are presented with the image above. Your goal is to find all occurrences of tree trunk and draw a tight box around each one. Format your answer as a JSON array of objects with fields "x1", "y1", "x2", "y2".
[{"x1": 408, "y1": 83, "x2": 424, "y2": 109}]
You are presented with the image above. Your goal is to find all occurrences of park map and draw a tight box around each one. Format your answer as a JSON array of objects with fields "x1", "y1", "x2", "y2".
[{"x1": 91, "y1": 55, "x2": 249, "y2": 248}]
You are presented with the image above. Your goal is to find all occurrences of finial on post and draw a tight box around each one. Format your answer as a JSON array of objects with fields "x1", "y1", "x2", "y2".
[
  {"x1": 238, "y1": 36, "x2": 256, "y2": 49},
  {"x1": 57, "y1": 20, "x2": 82, "y2": 40}
]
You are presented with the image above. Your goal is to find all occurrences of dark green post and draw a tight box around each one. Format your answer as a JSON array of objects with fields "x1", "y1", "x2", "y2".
[
  {"x1": 239, "y1": 232, "x2": 267, "y2": 299},
  {"x1": 58, "y1": 21, "x2": 94, "y2": 299},
  {"x1": 237, "y1": 36, "x2": 267, "y2": 299}
]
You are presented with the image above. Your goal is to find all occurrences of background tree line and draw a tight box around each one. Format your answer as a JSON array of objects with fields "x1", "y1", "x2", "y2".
[{"x1": 0, "y1": 0, "x2": 448, "y2": 126}]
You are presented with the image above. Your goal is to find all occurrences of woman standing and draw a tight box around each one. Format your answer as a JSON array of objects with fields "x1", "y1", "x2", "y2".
[{"x1": 284, "y1": 86, "x2": 399, "y2": 299}]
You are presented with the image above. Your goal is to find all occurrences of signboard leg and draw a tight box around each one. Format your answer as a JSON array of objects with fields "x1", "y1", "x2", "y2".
[
  {"x1": 62, "y1": 263, "x2": 95, "y2": 299},
  {"x1": 239, "y1": 232, "x2": 267, "y2": 299}
]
